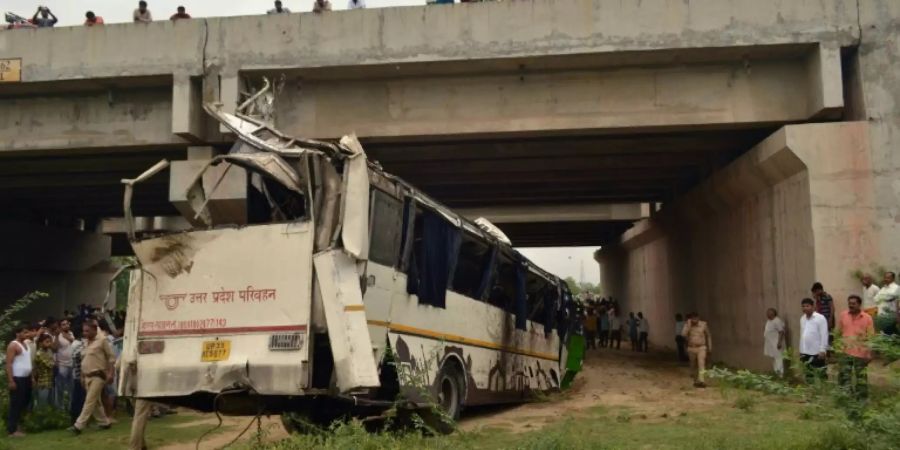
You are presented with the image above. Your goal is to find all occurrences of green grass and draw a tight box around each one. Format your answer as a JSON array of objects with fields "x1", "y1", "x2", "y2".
[
  {"x1": 252, "y1": 397, "x2": 840, "y2": 450},
  {"x1": 4, "y1": 391, "x2": 852, "y2": 449},
  {"x1": 6, "y1": 412, "x2": 232, "y2": 450}
]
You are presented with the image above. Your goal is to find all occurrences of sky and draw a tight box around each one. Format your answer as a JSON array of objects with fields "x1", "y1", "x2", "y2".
[
  {"x1": 2, "y1": 0, "x2": 604, "y2": 285},
  {"x1": 518, "y1": 247, "x2": 601, "y2": 285},
  {"x1": 3, "y1": 0, "x2": 422, "y2": 25}
]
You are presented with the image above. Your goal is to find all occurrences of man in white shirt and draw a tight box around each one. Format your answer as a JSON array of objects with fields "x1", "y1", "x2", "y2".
[
  {"x1": 53, "y1": 318, "x2": 75, "y2": 409},
  {"x1": 764, "y1": 308, "x2": 786, "y2": 377},
  {"x1": 861, "y1": 274, "x2": 880, "y2": 317},
  {"x1": 873, "y1": 271, "x2": 898, "y2": 334},
  {"x1": 637, "y1": 312, "x2": 649, "y2": 352},
  {"x1": 799, "y1": 298, "x2": 829, "y2": 383},
  {"x1": 133, "y1": 1, "x2": 153, "y2": 23}
]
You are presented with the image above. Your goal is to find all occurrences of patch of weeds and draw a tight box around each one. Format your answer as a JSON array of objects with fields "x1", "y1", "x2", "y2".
[
  {"x1": 733, "y1": 393, "x2": 757, "y2": 412},
  {"x1": 797, "y1": 405, "x2": 816, "y2": 420},
  {"x1": 615, "y1": 411, "x2": 632, "y2": 423}
]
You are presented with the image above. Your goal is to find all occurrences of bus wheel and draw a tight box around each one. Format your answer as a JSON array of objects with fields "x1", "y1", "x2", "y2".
[{"x1": 419, "y1": 363, "x2": 463, "y2": 434}]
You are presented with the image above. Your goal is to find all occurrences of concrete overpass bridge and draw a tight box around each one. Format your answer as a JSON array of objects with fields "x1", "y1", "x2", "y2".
[{"x1": 1, "y1": 0, "x2": 898, "y2": 370}]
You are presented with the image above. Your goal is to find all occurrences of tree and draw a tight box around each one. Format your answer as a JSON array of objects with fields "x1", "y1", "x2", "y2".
[
  {"x1": 578, "y1": 282, "x2": 600, "y2": 295},
  {"x1": 564, "y1": 277, "x2": 581, "y2": 296}
]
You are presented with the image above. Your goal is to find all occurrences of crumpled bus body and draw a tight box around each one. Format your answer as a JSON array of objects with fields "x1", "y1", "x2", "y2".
[{"x1": 119, "y1": 105, "x2": 577, "y2": 416}]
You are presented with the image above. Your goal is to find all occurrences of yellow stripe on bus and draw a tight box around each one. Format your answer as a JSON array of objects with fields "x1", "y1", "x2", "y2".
[
  {"x1": 344, "y1": 305, "x2": 366, "y2": 312},
  {"x1": 366, "y1": 320, "x2": 558, "y2": 361}
]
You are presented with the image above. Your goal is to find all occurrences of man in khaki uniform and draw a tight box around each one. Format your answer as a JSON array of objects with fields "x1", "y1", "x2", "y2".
[
  {"x1": 681, "y1": 312, "x2": 712, "y2": 387},
  {"x1": 69, "y1": 320, "x2": 114, "y2": 434}
]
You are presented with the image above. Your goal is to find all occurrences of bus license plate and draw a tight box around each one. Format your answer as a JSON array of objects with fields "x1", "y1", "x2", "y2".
[{"x1": 201, "y1": 340, "x2": 231, "y2": 362}]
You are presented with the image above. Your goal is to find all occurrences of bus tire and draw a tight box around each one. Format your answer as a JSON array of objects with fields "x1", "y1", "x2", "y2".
[{"x1": 419, "y1": 362, "x2": 464, "y2": 434}]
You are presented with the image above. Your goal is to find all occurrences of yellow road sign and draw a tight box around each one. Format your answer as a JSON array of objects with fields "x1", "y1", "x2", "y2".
[{"x1": 0, "y1": 59, "x2": 22, "y2": 83}]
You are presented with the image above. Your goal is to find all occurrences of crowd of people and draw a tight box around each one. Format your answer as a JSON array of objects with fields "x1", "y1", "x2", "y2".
[
  {"x1": 576, "y1": 270, "x2": 898, "y2": 393},
  {"x1": 5, "y1": 305, "x2": 126, "y2": 438},
  {"x1": 3, "y1": 0, "x2": 410, "y2": 29},
  {"x1": 579, "y1": 296, "x2": 651, "y2": 353}
]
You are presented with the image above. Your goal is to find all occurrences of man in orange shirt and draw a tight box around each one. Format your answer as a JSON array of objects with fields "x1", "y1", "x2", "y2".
[
  {"x1": 835, "y1": 295, "x2": 874, "y2": 400},
  {"x1": 84, "y1": 11, "x2": 104, "y2": 26}
]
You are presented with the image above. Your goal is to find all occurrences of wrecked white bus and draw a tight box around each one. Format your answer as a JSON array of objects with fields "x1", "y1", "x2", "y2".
[{"x1": 117, "y1": 105, "x2": 578, "y2": 431}]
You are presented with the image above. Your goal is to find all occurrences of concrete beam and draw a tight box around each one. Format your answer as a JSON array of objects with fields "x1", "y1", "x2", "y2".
[
  {"x1": 805, "y1": 43, "x2": 844, "y2": 119},
  {"x1": 457, "y1": 203, "x2": 646, "y2": 224},
  {"x1": 0, "y1": 1, "x2": 858, "y2": 84},
  {"x1": 277, "y1": 57, "x2": 835, "y2": 139},
  {"x1": 0, "y1": 87, "x2": 184, "y2": 153}
]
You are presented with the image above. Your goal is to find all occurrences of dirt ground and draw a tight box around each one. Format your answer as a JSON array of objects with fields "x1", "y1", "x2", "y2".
[
  {"x1": 159, "y1": 414, "x2": 289, "y2": 449},
  {"x1": 159, "y1": 347, "x2": 711, "y2": 447},
  {"x1": 459, "y1": 347, "x2": 721, "y2": 433}
]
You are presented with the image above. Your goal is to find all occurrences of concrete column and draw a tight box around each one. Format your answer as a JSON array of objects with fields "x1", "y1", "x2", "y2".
[
  {"x1": 604, "y1": 122, "x2": 877, "y2": 370},
  {"x1": 169, "y1": 147, "x2": 248, "y2": 226}
]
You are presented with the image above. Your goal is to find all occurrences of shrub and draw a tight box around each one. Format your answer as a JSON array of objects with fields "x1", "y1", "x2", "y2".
[
  {"x1": 0, "y1": 292, "x2": 47, "y2": 431},
  {"x1": 733, "y1": 393, "x2": 757, "y2": 412},
  {"x1": 708, "y1": 333, "x2": 900, "y2": 450}
]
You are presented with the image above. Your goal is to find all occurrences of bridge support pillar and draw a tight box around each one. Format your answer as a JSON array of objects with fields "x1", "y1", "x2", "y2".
[{"x1": 598, "y1": 122, "x2": 878, "y2": 370}]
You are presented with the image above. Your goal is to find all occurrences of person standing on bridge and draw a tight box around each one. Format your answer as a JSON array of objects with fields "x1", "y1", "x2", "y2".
[
  {"x1": 799, "y1": 298, "x2": 829, "y2": 383},
  {"x1": 133, "y1": 1, "x2": 153, "y2": 23},
  {"x1": 763, "y1": 308, "x2": 786, "y2": 377},
  {"x1": 84, "y1": 11, "x2": 105, "y2": 26},
  {"x1": 31, "y1": 6, "x2": 58, "y2": 28},
  {"x1": 313, "y1": 0, "x2": 333, "y2": 13},
  {"x1": 682, "y1": 313, "x2": 711, "y2": 388},
  {"x1": 170, "y1": 6, "x2": 191, "y2": 21},
  {"x1": 268, "y1": 0, "x2": 292, "y2": 13}
]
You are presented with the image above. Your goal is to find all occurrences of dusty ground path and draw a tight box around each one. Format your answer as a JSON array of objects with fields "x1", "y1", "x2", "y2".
[
  {"x1": 157, "y1": 348, "x2": 721, "y2": 446},
  {"x1": 159, "y1": 414, "x2": 289, "y2": 450},
  {"x1": 459, "y1": 348, "x2": 723, "y2": 433}
]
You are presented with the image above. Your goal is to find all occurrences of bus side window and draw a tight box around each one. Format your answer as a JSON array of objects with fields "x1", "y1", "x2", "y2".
[
  {"x1": 368, "y1": 190, "x2": 403, "y2": 267},
  {"x1": 451, "y1": 234, "x2": 493, "y2": 300},
  {"x1": 525, "y1": 272, "x2": 546, "y2": 327},
  {"x1": 404, "y1": 209, "x2": 461, "y2": 309},
  {"x1": 489, "y1": 257, "x2": 516, "y2": 312}
]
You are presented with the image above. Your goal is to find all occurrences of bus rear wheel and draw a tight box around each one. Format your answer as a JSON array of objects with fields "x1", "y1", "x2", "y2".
[{"x1": 418, "y1": 363, "x2": 463, "y2": 434}]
